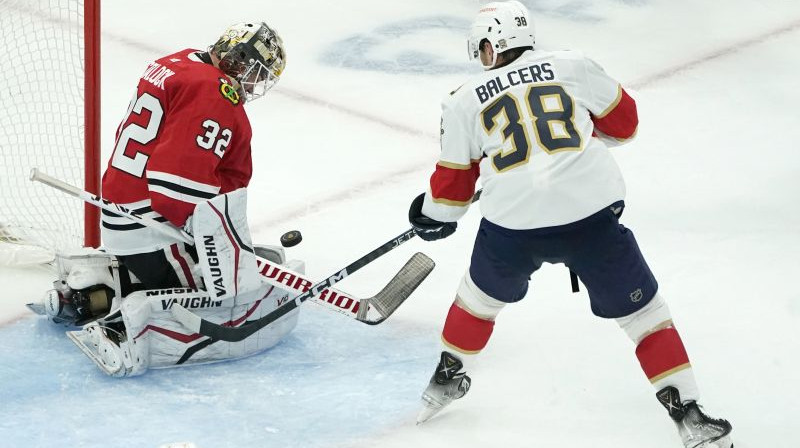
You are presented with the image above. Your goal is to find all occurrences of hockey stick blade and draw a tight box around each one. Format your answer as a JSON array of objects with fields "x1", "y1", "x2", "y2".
[
  {"x1": 171, "y1": 228, "x2": 425, "y2": 341},
  {"x1": 172, "y1": 245, "x2": 429, "y2": 343},
  {"x1": 172, "y1": 253, "x2": 434, "y2": 337},
  {"x1": 356, "y1": 252, "x2": 434, "y2": 325}
]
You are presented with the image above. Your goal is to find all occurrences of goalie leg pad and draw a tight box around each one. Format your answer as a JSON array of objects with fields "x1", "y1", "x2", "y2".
[
  {"x1": 192, "y1": 188, "x2": 261, "y2": 301},
  {"x1": 56, "y1": 247, "x2": 115, "y2": 290},
  {"x1": 70, "y1": 281, "x2": 302, "y2": 377},
  {"x1": 71, "y1": 259, "x2": 307, "y2": 376},
  {"x1": 125, "y1": 284, "x2": 300, "y2": 371}
]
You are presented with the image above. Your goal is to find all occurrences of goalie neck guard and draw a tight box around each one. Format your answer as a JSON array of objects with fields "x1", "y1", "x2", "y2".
[{"x1": 210, "y1": 21, "x2": 286, "y2": 103}]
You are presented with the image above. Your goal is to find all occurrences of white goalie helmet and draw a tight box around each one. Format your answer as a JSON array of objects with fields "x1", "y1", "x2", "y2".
[
  {"x1": 210, "y1": 21, "x2": 286, "y2": 102},
  {"x1": 468, "y1": 1, "x2": 535, "y2": 69}
]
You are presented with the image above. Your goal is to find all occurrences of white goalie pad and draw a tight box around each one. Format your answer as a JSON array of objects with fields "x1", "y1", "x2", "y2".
[
  {"x1": 67, "y1": 259, "x2": 305, "y2": 377},
  {"x1": 56, "y1": 247, "x2": 116, "y2": 290},
  {"x1": 191, "y1": 188, "x2": 261, "y2": 301},
  {"x1": 27, "y1": 248, "x2": 127, "y2": 325}
]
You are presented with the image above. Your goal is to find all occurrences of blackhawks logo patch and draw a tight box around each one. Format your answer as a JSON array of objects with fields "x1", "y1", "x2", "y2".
[{"x1": 219, "y1": 78, "x2": 240, "y2": 105}]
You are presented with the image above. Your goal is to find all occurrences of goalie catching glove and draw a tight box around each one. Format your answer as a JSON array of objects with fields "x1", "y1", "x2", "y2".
[{"x1": 408, "y1": 193, "x2": 457, "y2": 241}]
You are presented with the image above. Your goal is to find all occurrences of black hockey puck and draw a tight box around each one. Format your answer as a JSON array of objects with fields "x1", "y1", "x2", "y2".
[{"x1": 280, "y1": 230, "x2": 302, "y2": 247}]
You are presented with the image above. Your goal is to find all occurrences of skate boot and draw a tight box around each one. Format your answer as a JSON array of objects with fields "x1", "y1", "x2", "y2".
[
  {"x1": 27, "y1": 285, "x2": 114, "y2": 326},
  {"x1": 67, "y1": 320, "x2": 132, "y2": 377},
  {"x1": 657, "y1": 386, "x2": 733, "y2": 448},
  {"x1": 417, "y1": 351, "x2": 471, "y2": 424}
]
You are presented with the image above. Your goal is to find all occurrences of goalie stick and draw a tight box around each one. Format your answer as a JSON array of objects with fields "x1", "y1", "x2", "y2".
[
  {"x1": 30, "y1": 168, "x2": 193, "y2": 244},
  {"x1": 28, "y1": 169, "x2": 402, "y2": 325}
]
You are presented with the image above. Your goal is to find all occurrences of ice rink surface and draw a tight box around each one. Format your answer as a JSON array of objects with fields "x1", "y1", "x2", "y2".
[{"x1": 1, "y1": 0, "x2": 799, "y2": 447}]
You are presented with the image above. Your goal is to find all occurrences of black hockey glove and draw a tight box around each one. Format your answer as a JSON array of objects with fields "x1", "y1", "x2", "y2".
[{"x1": 408, "y1": 193, "x2": 457, "y2": 242}]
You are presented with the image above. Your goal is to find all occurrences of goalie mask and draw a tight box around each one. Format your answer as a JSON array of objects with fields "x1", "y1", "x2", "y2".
[
  {"x1": 467, "y1": 1, "x2": 535, "y2": 69},
  {"x1": 210, "y1": 22, "x2": 286, "y2": 102}
]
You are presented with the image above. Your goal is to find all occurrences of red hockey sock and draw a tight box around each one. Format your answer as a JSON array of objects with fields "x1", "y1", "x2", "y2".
[
  {"x1": 441, "y1": 301, "x2": 495, "y2": 354},
  {"x1": 635, "y1": 327, "x2": 691, "y2": 383}
]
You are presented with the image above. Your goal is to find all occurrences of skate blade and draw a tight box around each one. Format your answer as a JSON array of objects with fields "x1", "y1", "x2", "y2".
[
  {"x1": 705, "y1": 434, "x2": 733, "y2": 448},
  {"x1": 67, "y1": 330, "x2": 126, "y2": 377},
  {"x1": 416, "y1": 394, "x2": 446, "y2": 425},
  {"x1": 694, "y1": 434, "x2": 733, "y2": 448},
  {"x1": 416, "y1": 403, "x2": 443, "y2": 425}
]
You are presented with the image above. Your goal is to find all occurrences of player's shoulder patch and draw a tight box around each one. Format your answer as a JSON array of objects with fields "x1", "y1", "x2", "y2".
[{"x1": 218, "y1": 77, "x2": 241, "y2": 106}]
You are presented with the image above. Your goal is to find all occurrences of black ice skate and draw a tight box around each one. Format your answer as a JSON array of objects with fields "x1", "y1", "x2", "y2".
[
  {"x1": 657, "y1": 386, "x2": 733, "y2": 448},
  {"x1": 417, "y1": 351, "x2": 471, "y2": 424}
]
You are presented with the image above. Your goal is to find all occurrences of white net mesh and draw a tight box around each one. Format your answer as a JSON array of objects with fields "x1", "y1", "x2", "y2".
[{"x1": 0, "y1": 0, "x2": 87, "y2": 255}]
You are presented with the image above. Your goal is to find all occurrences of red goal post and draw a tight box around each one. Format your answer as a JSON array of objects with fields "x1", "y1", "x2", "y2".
[{"x1": 0, "y1": 0, "x2": 100, "y2": 265}]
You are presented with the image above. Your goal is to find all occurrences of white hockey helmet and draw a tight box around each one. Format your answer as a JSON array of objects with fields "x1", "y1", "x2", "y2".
[
  {"x1": 467, "y1": 1, "x2": 535, "y2": 69},
  {"x1": 210, "y1": 21, "x2": 286, "y2": 102}
]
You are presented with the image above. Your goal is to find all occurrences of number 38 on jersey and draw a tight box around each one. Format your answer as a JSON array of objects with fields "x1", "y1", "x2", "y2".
[{"x1": 482, "y1": 84, "x2": 582, "y2": 173}]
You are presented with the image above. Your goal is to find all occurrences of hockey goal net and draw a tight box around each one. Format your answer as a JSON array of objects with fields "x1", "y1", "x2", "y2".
[{"x1": 0, "y1": 0, "x2": 100, "y2": 265}]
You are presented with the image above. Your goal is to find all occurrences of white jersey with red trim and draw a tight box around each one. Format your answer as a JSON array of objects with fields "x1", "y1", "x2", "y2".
[
  {"x1": 101, "y1": 49, "x2": 253, "y2": 255},
  {"x1": 422, "y1": 49, "x2": 638, "y2": 230}
]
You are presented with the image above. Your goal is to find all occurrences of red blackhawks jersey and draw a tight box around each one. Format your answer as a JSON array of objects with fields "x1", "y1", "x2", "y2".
[
  {"x1": 102, "y1": 49, "x2": 253, "y2": 255},
  {"x1": 422, "y1": 49, "x2": 638, "y2": 230}
]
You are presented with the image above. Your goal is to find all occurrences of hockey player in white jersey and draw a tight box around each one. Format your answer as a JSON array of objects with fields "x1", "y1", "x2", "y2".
[{"x1": 408, "y1": 2, "x2": 733, "y2": 447}]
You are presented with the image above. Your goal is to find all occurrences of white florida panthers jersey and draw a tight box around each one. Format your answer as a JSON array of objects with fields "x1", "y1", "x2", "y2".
[{"x1": 421, "y1": 49, "x2": 638, "y2": 230}]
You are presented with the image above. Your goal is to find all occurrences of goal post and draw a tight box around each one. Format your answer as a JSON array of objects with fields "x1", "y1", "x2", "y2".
[
  {"x1": 0, "y1": 0, "x2": 101, "y2": 264},
  {"x1": 84, "y1": 0, "x2": 101, "y2": 249}
]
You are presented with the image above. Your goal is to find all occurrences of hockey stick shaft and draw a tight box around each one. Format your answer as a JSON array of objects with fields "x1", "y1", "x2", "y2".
[
  {"x1": 256, "y1": 256, "x2": 363, "y2": 320},
  {"x1": 173, "y1": 189, "x2": 485, "y2": 341},
  {"x1": 30, "y1": 168, "x2": 193, "y2": 245},
  {"x1": 30, "y1": 169, "x2": 366, "y2": 320}
]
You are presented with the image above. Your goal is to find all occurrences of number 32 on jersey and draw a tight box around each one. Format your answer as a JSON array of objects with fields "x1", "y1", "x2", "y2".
[
  {"x1": 111, "y1": 92, "x2": 233, "y2": 177},
  {"x1": 482, "y1": 84, "x2": 582, "y2": 172}
]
